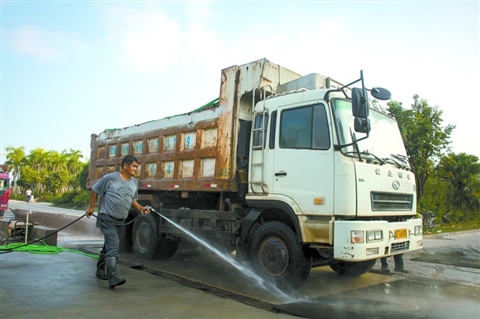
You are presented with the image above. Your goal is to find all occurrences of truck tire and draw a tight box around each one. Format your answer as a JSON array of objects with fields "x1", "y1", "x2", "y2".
[
  {"x1": 133, "y1": 214, "x2": 160, "y2": 259},
  {"x1": 156, "y1": 235, "x2": 179, "y2": 259},
  {"x1": 329, "y1": 259, "x2": 376, "y2": 277},
  {"x1": 132, "y1": 214, "x2": 179, "y2": 260},
  {"x1": 249, "y1": 221, "x2": 311, "y2": 289}
]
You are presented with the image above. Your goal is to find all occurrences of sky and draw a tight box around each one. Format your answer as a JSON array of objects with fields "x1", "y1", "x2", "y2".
[{"x1": 1, "y1": 0, "x2": 479, "y2": 163}]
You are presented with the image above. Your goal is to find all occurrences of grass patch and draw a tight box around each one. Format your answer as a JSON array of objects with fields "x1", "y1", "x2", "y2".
[{"x1": 424, "y1": 217, "x2": 480, "y2": 235}]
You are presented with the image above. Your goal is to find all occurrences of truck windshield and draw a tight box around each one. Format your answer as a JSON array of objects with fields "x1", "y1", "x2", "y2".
[
  {"x1": 0, "y1": 178, "x2": 8, "y2": 191},
  {"x1": 332, "y1": 98, "x2": 408, "y2": 160}
]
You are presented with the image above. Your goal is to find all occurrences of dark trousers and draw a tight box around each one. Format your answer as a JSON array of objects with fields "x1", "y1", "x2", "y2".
[
  {"x1": 97, "y1": 213, "x2": 125, "y2": 259},
  {"x1": 381, "y1": 254, "x2": 405, "y2": 269}
]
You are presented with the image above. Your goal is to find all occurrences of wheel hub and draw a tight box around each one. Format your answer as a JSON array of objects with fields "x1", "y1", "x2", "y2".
[
  {"x1": 136, "y1": 222, "x2": 151, "y2": 250},
  {"x1": 259, "y1": 238, "x2": 289, "y2": 276}
]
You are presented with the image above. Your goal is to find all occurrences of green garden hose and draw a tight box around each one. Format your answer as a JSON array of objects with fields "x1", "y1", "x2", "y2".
[{"x1": 0, "y1": 213, "x2": 99, "y2": 258}]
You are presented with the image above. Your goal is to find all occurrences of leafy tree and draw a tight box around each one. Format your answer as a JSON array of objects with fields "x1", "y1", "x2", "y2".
[
  {"x1": 438, "y1": 153, "x2": 480, "y2": 211},
  {"x1": 45, "y1": 169, "x2": 70, "y2": 194},
  {"x1": 65, "y1": 149, "x2": 85, "y2": 189},
  {"x1": 421, "y1": 174, "x2": 453, "y2": 219},
  {"x1": 388, "y1": 95, "x2": 455, "y2": 203},
  {"x1": 5, "y1": 146, "x2": 86, "y2": 197},
  {"x1": 18, "y1": 166, "x2": 42, "y2": 190},
  {"x1": 26, "y1": 148, "x2": 49, "y2": 192},
  {"x1": 76, "y1": 161, "x2": 90, "y2": 190},
  {"x1": 4, "y1": 146, "x2": 26, "y2": 194}
]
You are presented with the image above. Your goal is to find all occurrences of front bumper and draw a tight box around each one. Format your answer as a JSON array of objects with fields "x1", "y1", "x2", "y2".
[{"x1": 333, "y1": 219, "x2": 423, "y2": 261}]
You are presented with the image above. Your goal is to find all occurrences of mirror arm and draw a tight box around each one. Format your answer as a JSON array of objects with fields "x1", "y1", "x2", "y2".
[{"x1": 334, "y1": 131, "x2": 370, "y2": 153}]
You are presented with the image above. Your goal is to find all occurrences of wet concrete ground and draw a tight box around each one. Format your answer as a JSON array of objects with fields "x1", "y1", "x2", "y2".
[
  {"x1": 4, "y1": 201, "x2": 480, "y2": 318},
  {"x1": 98, "y1": 240, "x2": 479, "y2": 319},
  {"x1": 276, "y1": 278, "x2": 480, "y2": 319}
]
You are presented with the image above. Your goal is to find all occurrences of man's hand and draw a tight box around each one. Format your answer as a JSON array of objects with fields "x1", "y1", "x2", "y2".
[
  {"x1": 141, "y1": 206, "x2": 150, "y2": 215},
  {"x1": 86, "y1": 207, "x2": 94, "y2": 218}
]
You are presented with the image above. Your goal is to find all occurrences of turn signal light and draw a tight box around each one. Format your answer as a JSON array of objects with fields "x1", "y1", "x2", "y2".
[{"x1": 351, "y1": 230, "x2": 364, "y2": 244}]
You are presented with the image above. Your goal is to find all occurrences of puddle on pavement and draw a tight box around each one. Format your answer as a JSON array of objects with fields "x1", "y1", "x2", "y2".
[
  {"x1": 275, "y1": 277, "x2": 480, "y2": 319},
  {"x1": 412, "y1": 247, "x2": 480, "y2": 269}
]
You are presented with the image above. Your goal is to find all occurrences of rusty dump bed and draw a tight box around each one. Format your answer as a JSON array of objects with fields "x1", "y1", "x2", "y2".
[{"x1": 87, "y1": 58, "x2": 302, "y2": 193}]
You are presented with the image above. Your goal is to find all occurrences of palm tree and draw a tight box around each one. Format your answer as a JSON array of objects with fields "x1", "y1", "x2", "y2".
[
  {"x1": 26, "y1": 148, "x2": 49, "y2": 192},
  {"x1": 64, "y1": 149, "x2": 84, "y2": 190},
  {"x1": 5, "y1": 146, "x2": 26, "y2": 194}
]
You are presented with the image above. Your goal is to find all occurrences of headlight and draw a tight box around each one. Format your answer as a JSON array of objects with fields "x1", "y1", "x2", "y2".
[
  {"x1": 414, "y1": 225, "x2": 423, "y2": 236},
  {"x1": 367, "y1": 230, "x2": 383, "y2": 242},
  {"x1": 351, "y1": 230, "x2": 364, "y2": 243}
]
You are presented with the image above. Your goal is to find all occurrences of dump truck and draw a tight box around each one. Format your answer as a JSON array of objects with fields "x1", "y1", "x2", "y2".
[{"x1": 87, "y1": 58, "x2": 422, "y2": 288}]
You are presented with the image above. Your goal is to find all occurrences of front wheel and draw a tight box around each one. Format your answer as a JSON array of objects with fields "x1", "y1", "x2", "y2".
[
  {"x1": 248, "y1": 221, "x2": 311, "y2": 289},
  {"x1": 329, "y1": 259, "x2": 376, "y2": 277}
]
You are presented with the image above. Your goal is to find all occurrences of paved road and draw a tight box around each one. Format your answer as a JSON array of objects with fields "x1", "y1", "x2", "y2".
[
  {"x1": 8, "y1": 200, "x2": 87, "y2": 216},
  {"x1": 6, "y1": 200, "x2": 103, "y2": 244}
]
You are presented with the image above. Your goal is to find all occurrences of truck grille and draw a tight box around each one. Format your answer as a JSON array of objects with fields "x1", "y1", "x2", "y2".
[
  {"x1": 371, "y1": 192, "x2": 413, "y2": 211},
  {"x1": 391, "y1": 241, "x2": 409, "y2": 253}
]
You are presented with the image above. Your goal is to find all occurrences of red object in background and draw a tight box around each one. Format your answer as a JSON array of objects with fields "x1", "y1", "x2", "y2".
[{"x1": 0, "y1": 164, "x2": 10, "y2": 216}]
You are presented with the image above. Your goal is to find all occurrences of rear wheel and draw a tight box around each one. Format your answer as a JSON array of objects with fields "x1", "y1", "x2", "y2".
[
  {"x1": 248, "y1": 221, "x2": 311, "y2": 289},
  {"x1": 156, "y1": 235, "x2": 179, "y2": 259},
  {"x1": 132, "y1": 214, "x2": 179, "y2": 259},
  {"x1": 133, "y1": 214, "x2": 159, "y2": 259},
  {"x1": 329, "y1": 259, "x2": 376, "y2": 276}
]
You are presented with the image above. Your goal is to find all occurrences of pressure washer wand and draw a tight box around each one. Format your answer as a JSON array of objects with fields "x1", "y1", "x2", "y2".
[{"x1": 147, "y1": 206, "x2": 162, "y2": 217}]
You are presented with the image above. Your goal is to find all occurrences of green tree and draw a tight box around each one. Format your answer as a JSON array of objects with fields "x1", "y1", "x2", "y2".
[
  {"x1": 45, "y1": 170, "x2": 70, "y2": 194},
  {"x1": 421, "y1": 174, "x2": 453, "y2": 219},
  {"x1": 388, "y1": 95, "x2": 455, "y2": 203},
  {"x1": 18, "y1": 166, "x2": 42, "y2": 189},
  {"x1": 8, "y1": 146, "x2": 86, "y2": 197},
  {"x1": 438, "y1": 153, "x2": 480, "y2": 211},
  {"x1": 76, "y1": 161, "x2": 90, "y2": 190},
  {"x1": 4, "y1": 146, "x2": 26, "y2": 194},
  {"x1": 26, "y1": 148, "x2": 49, "y2": 192},
  {"x1": 64, "y1": 149, "x2": 84, "y2": 189}
]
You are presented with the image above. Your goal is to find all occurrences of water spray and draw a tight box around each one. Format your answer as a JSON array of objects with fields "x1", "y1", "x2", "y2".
[{"x1": 147, "y1": 206, "x2": 297, "y2": 303}]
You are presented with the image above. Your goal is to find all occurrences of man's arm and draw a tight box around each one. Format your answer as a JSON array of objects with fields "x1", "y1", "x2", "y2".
[
  {"x1": 85, "y1": 190, "x2": 98, "y2": 218},
  {"x1": 132, "y1": 200, "x2": 150, "y2": 215}
]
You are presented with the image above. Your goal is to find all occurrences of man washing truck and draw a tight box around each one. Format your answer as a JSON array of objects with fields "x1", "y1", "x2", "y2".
[{"x1": 87, "y1": 58, "x2": 422, "y2": 289}]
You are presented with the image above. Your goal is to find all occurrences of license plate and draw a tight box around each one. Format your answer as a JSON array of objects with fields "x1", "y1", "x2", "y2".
[{"x1": 394, "y1": 228, "x2": 407, "y2": 239}]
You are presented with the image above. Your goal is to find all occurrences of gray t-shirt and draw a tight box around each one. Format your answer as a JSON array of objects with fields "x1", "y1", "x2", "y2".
[{"x1": 92, "y1": 172, "x2": 138, "y2": 220}]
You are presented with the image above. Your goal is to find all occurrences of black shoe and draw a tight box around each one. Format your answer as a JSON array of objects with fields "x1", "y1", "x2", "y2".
[
  {"x1": 96, "y1": 255, "x2": 108, "y2": 280},
  {"x1": 395, "y1": 268, "x2": 409, "y2": 273},
  {"x1": 381, "y1": 267, "x2": 391, "y2": 274},
  {"x1": 96, "y1": 267, "x2": 108, "y2": 280}
]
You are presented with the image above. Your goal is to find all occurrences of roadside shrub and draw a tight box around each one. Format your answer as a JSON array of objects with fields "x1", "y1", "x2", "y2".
[
  {"x1": 72, "y1": 190, "x2": 90, "y2": 210},
  {"x1": 50, "y1": 190, "x2": 90, "y2": 209}
]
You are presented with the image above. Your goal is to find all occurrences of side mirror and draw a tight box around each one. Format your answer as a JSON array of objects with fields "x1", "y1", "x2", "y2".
[
  {"x1": 352, "y1": 87, "x2": 369, "y2": 118},
  {"x1": 371, "y1": 87, "x2": 391, "y2": 100},
  {"x1": 354, "y1": 117, "x2": 370, "y2": 133}
]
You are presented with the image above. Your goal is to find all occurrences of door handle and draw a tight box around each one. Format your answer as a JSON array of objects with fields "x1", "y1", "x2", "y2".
[{"x1": 275, "y1": 171, "x2": 287, "y2": 177}]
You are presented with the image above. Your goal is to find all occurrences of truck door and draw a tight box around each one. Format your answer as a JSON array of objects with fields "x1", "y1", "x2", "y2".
[{"x1": 271, "y1": 103, "x2": 334, "y2": 215}]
